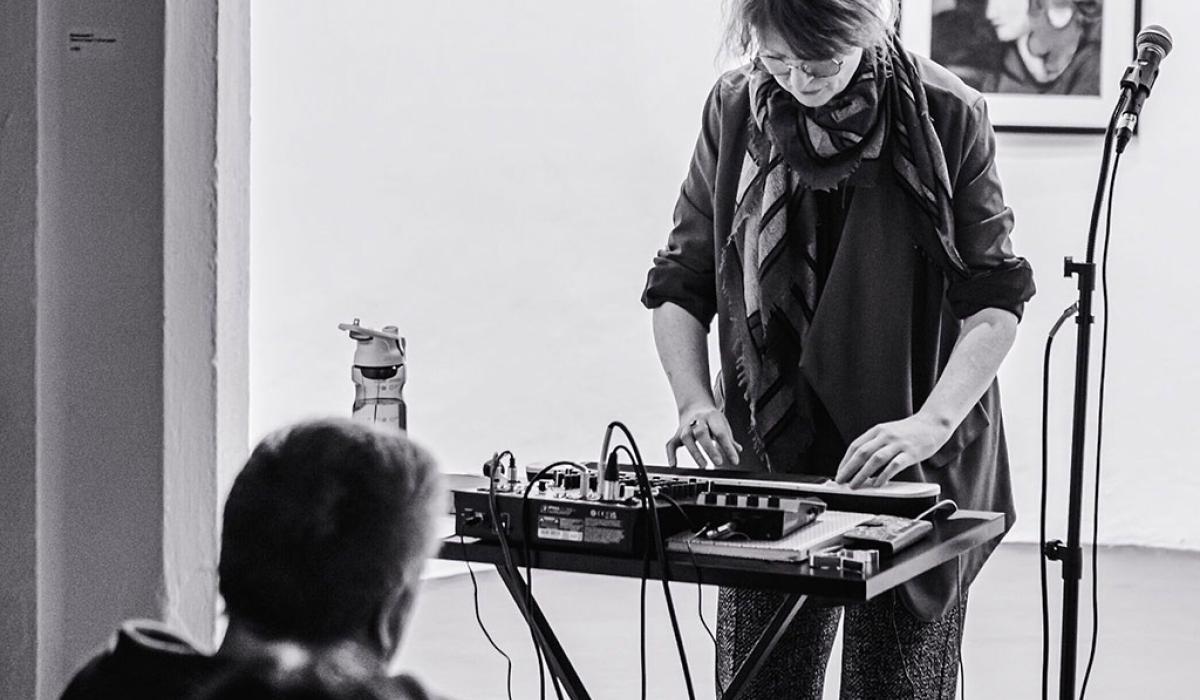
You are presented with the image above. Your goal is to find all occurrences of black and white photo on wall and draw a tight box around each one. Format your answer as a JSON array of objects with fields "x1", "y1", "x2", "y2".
[{"x1": 898, "y1": 0, "x2": 1142, "y2": 132}]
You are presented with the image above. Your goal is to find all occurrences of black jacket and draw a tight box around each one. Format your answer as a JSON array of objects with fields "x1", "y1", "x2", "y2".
[
  {"x1": 60, "y1": 620, "x2": 442, "y2": 700},
  {"x1": 643, "y1": 54, "x2": 1035, "y2": 620}
]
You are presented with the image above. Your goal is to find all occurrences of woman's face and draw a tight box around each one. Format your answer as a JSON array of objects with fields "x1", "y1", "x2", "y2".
[
  {"x1": 757, "y1": 26, "x2": 865, "y2": 109},
  {"x1": 986, "y1": 0, "x2": 1032, "y2": 42}
]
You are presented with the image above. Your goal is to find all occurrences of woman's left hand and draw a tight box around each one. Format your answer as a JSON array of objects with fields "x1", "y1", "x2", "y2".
[{"x1": 834, "y1": 413, "x2": 953, "y2": 489}]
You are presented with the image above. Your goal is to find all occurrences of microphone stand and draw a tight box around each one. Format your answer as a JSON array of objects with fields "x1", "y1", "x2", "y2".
[{"x1": 1044, "y1": 88, "x2": 1130, "y2": 700}]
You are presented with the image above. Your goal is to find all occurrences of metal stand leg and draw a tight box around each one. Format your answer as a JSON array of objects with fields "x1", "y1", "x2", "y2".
[
  {"x1": 493, "y1": 563, "x2": 591, "y2": 700},
  {"x1": 721, "y1": 592, "x2": 809, "y2": 700}
]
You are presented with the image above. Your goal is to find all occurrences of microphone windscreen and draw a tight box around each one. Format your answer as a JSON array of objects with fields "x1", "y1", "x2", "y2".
[{"x1": 1138, "y1": 25, "x2": 1173, "y2": 57}]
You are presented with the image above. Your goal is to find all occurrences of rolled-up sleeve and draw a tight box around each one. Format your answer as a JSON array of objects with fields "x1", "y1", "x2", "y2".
[
  {"x1": 640, "y1": 83, "x2": 723, "y2": 329},
  {"x1": 946, "y1": 97, "x2": 1036, "y2": 320}
]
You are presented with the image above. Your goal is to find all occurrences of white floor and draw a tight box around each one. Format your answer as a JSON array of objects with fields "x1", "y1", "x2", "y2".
[{"x1": 398, "y1": 543, "x2": 1200, "y2": 699}]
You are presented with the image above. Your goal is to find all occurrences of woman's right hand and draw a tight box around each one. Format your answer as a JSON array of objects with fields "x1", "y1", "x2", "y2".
[{"x1": 666, "y1": 404, "x2": 742, "y2": 468}]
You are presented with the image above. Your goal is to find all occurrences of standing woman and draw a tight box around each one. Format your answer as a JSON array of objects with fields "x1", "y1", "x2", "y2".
[{"x1": 641, "y1": 0, "x2": 1035, "y2": 697}]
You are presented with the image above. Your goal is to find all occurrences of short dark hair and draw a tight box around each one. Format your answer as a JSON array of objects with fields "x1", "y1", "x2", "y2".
[
  {"x1": 218, "y1": 419, "x2": 444, "y2": 643},
  {"x1": 725, "y1": 0, "x2": 895, "y2": 60}
]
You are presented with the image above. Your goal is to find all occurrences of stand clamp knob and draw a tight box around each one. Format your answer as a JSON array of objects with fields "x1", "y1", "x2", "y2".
[{"x1": 1042, "y1": 539, "x2": 1083, "y2": 580}]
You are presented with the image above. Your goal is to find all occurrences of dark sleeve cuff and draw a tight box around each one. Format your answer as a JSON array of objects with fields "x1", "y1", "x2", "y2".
[
  {"x1": 640, "y1": 80, "x2": 725, "y2": 331},
  {"x1": 641, "y1": 261, "x2": 717, "y2": 330},
  {"x1": 947, "y1": 257, "x2": 1036, "y2": 320}
]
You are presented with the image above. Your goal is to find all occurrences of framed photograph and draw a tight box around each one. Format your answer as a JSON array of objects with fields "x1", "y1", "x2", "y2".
[{"x1": 899, "y1": 0, "x2": 1142, "y2": 133}]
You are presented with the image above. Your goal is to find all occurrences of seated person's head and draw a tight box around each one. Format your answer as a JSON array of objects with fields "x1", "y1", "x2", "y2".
[
  {"x1": 218, "y1": 419, "x2": 444, "y2": 665},
  {"x1": 191, "y1": 641, "x2": 401, "y2": 700}
]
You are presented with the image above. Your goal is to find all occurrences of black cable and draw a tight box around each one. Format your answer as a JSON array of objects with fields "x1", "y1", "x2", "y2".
[
  {"x1": 1041, "y1": 331, "x2": 1053, "y2": 700},
  {"x1": 686, "y1": 534, "x2": 721, "y2": 696},
  {"x1": 658, "y1": 494, "x2": 718, "y2": 649},
  {"x1": 500, "y1": 452, "x2": 546, "y2": 700},
  {"x1": 607, "y1": 421, "x2": 697, "y2": 700},
  {"x1": 610, "y1": 441, "x2": 651, "y2": 700},
  {"x1": 1047, "y1": 89, "x2": 1125, "y2": 700},
  {"x1": 489, "y1": 455, "x2": 569, "y2": 700},
  {"x1": 639, "y1": 476, "x2": 652, "y2": 700},
  {"x1": 605, "y1": 431, "x2": 654, "y2": 700},
  {"x1": 957, "y1": 555, "x2": 965, "y2": 700},
  {"x1": 487, "y1": 463, "x2": 525, "y2": 614},
  {"x1": 587, "y1": 437, "x2": 654, "y2": 699},
  {"x1": 660, "y1": 493, "x2": 723, "y2": 697},
  {"x1": 487, "y1": 457, "x2": 524, "y2": 618},
  {"x1": 519, "y1": 460, "x2": 585, "y2": 700},
  {"x1": 611, "y1": 444, "x2": 637, "y2": 472},
  {"x1": 484, "y1": 455, "x2": 520, "y2": 589},
  {"x1": 1041, "y1": 302, "x2": 1079, "y2": 700},
  {"x1": 1080, "y1": 148, "x2": 1122, "y2": 700},
  {"x1": 459, "y1": 535, "x2": 514, "y2": 700}
]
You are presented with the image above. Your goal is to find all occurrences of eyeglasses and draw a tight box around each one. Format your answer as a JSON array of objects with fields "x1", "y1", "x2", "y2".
[{"x1": 755, "y1": 54, "x2": 845, "y2": 79}]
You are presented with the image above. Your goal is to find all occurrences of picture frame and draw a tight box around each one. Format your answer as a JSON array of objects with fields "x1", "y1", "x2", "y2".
[{"x1": 899, "y1": 0, "x2": 1142, "y2": 133}]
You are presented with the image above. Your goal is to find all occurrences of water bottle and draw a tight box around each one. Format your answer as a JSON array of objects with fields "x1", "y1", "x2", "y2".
[{"x1": 337, "y1": 318, "x2": 407, "y2": 431}]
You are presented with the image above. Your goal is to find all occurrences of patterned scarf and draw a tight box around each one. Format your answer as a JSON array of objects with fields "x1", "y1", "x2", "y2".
[{"x1": 722, "y1": 36, "x2": 969, "y2": 472}]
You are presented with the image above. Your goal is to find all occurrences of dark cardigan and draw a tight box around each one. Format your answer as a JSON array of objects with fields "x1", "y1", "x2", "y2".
[{"x1": 643, "y1": 54, "x2": 1035, "y2": 620}]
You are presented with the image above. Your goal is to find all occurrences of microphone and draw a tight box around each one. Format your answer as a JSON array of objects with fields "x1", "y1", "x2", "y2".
[{"x1": 1116, "y1": 25, "x2": 1173, "y2": 153}]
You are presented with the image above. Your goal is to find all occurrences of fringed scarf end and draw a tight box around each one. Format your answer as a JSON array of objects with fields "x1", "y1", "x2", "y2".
[{"x1": 719, "y1": 231, "x2": 773, "y2": 471}]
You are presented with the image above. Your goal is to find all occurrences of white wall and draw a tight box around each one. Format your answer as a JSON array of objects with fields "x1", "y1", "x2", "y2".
[
  {"x1": 250, "y1": 1, "x2": 1199, "y2": 550},
  {"x1": 996, "y1": 3, "x2": 1200, "y2": 549}
]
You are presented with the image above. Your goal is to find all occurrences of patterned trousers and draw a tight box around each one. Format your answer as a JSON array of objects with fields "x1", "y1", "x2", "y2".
[{"x1": 716, "y1": 586, "x2": 968, "y2": 700}]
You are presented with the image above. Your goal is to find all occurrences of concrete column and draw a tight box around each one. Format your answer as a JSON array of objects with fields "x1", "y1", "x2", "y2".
[
  {"x1": 0, "y1": 1, "x2": 40, "y2": 697},
  {"x1": 36, "y1": 2, "x2": 169, "y2": 692},
  {"x1": 0, "y1": 2, "x2": 249, "y2": 696}
]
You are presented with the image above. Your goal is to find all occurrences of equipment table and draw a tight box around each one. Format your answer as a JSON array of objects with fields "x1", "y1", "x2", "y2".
[{"x1": 438, "y1": 509, "x2": 1004, "y2": 700}]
